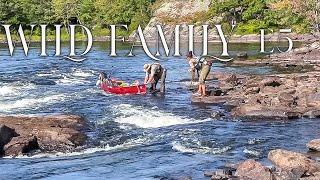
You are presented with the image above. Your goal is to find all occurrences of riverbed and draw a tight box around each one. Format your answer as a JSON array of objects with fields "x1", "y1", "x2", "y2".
[{"x1": 0, "y1": 42, "x2": 319, "y2": 179}]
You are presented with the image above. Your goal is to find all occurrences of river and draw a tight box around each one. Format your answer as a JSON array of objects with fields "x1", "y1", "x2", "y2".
[{"x1": 0, "y1": 42, "x2": 319, "y2": 179}]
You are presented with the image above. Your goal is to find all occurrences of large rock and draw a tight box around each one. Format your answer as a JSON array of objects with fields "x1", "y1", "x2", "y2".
[
  {"x1": 235, "y1": 159, "x2": 272, "y2": 180},
  {"x1": 141, "y1": 0, "x2": 214, "y2": 41},
  {"x1": 231, "y1": 105, "x2": 290, "y2": 119},
  {"x1": 0, "y1": 125, "x2": 18, "y2": 155},
  {"x1": 0, "y1": 115, "x2": 87, "y2": 157},
  {"x1": 278, "y1": 92, "x2": 296, "y2": 107},
  {"x1": 4, "y1": 136, "x2": 39, "y2": 156},
  {"x1": 307, "y1": 139, "x2": 320, "y2": 152},
  {"x1": 268, "y1": 149, "x2": 320, "y2": 177}
]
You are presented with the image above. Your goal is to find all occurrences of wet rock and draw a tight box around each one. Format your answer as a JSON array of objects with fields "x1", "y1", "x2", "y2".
[
  {"x1": 0, "y1": 115, "x2": 87, "y2": 157},
  {"x1": 204, "y1": 169, "x2": 234, "y2": 180},
  {"x1": 191, "y1": 95, "x2": 231, "y2": 104},
  {"x1": 0, "y1": 125, "x2": 18, "y2": 155},
  {"x1": 209, "y1": 89, "x2": 224, "y2": 96},
  {"x1": 300, "y1": 171, "x2": 320, "y2": 180},
  {"x1": 235, "y1": 159, "x2": 272, "y2": 180},
  {"x1": 303, "y1": 110, "x2": 320, "y2": 118},
  {"x1": 307, "y1": 139, "x2": 320, "y2": 152},
  {"x1": 36, "y1": 128, "x2": 87, "y2": 152},
  {"x1": 4, "y1": 136, "x2": 39, "y2": 156},
  {"x1": 237, "y1": 52, "x2": 248, "y2": 59},
  {"x1": 231, "y1": 105, "x2": 289, "y2": 119},
  {"x1": 268, "y1": 149, "x2": 320, "y2": 177},
  {"x1": 211, "y1": 111, "x2": 225, "y2": 119},
  {"x1": 161, "y1": 176, "x2": 192, "y2": 180},
  {"x1": 224, "y1": 74, "x2": 238, "y2": 86},
  {"x1": 285, "y1": 111, "x2": 301, "y2": 119},
  {"x1": 30, "y1": 79, "x2": 57, "y2": 85}
]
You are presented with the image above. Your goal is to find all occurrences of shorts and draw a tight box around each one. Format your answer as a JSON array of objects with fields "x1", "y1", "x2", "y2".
[{"x1": 199, "y1": 64, "x2": 210, "y2": 85}]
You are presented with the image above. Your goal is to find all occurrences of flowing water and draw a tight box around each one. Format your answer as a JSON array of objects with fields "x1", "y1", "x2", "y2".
[{"x1": 0, "y1": 42, "x2": 319, "y2": 179}]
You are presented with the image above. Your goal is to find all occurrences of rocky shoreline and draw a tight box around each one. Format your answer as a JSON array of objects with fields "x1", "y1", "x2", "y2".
[
  {"x1": 0, "y1": 115, "x2": 87, "y2": 157},
  {"x1": 187, "y1": 41, "x2": 320, "y2": 179},
  {"x1": 192, "y1": 71, "x2": 320, "y2": 120},
  {"x1": 204, "y1": 139, "x2": 320, "y2": 180},
  {"x1": 192, "y1": 41, "x2": 320, "y2": 120}
]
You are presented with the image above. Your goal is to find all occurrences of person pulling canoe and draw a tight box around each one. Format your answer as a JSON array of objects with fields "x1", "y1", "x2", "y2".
[{"x1": 143, "y1": 63, "x2": 167, "y2": 93}]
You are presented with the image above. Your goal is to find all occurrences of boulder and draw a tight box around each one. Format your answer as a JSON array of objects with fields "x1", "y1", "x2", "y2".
[
  {"x1": 307, "y1": 139, "x2": 320, "y2": 152},
  {"x1": 231, "y1": 105, "x2": 289, "y2": 119},
  {"x1": 303, "y1": 110, "x2": 320, "y2": 118},
  {"x1": 224, "y1": 74, "x2": 238, "y2": 86},
  {"x1": 278, "y1": 92, "x2": 296, "y2": 107},
  {"x1": 37, "y1": 128, "x2": 87, "y2": 152},
  {"x1": 237, "y1": 52, "x2": 248, "y2": 59},
  {"x1": 268, "y1": 149, "x2": 320, "y2": 177},
  {"x1": 235, "y1": 159, "x2": 272, "y2": 180},
  {"x1": 259, "y1": 77, "x2": 282, "y2": 87},
  {"x1": 0, "y1": 125, "x2": 17, "y2": 155},
  {"x1": 4, "y1": 136, "x2": 39, "y2": 156},
  {"x1": 0, "y1": 115, "x2": 87, "y2": 157},
  {"x1": 244, "y1": 87, "x2": 260, "y2": 95}
]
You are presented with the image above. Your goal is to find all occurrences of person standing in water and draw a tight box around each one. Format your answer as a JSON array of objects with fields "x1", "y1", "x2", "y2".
[
  {"x1": 186, "y1": 51, "x2": 199, "y2": 84},
  {"x1": 144, "y1": 63, "x2": 167, "y2": 93},
  {"x1": 195, "y1": 57, "x2": 212, "y2": 97}
]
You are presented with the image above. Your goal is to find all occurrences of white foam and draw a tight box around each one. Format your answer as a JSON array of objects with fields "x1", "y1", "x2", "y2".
[
  {"x1": 112, "y1": 104, "x2": 209, "y2": 128},
  {"x1": 5, "y1": 137, "x2": 149, "y2": 159},
  {"x1": 0, "y1": 84, "x2": 36, "y2": 99},
  {"x1": 36, "y1": 73, "x2": 54, "y2": 77},
  {"x1": 56, "y1": 76, "x2": 90, "y2": 85},
  {"x1": 0, "y1": 94, "x2": 66, "y2": 112},
  {"x1": 172, "y1": 141, "x2": 231, "y2": 154},
  {"x1": 0, "y1": 86, "x2": 16, "y2": 96},
  {"x1": 72, "y1": 70, "x2": 94, "y2": 78},
  {"x1": 243, "y1": 148, "x2": 260, "y2": 156}
]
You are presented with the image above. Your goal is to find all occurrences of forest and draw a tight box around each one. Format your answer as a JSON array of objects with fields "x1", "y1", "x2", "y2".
[{"x1": 0, "y1": 0, "x2": 318, "y2": 39}]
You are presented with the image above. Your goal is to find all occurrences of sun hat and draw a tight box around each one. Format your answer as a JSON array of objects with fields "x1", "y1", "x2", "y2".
[{"x1": 143, "y1": 64, "x2": 151, "y2": 71}]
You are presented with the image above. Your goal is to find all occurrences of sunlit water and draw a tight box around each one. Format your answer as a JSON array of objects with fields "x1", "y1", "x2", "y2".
[{"x1": 0, "y1": 42, "x2": 319, "y2": 179}]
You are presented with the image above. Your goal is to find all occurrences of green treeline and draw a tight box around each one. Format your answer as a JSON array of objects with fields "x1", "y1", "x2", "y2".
[
  {"x1": 208, "y1": 0, "x2": 320, "y2": 35},
  {"x1": 0, "y1": 0, "x2": 153, "y2": 39}
]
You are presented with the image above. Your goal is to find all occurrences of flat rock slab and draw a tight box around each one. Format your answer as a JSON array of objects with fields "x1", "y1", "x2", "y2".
[
  {"x1": 0, "y1": 115, "x2": 87, "y2": 157},
  {"x1": 307, "y1": 139, "x2": 320, "y2": 152}
]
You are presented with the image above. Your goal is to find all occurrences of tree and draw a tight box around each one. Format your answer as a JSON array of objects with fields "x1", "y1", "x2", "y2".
[{"x1": 52, "y1": 0, "x2": 81, "y2": 29}]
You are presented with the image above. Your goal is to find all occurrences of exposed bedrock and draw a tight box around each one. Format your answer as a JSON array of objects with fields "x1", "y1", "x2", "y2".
[
  {"x1": 192, "y1": 71, "x2": 320, "y2": 119},
  {"x1": 204, "y1": 148, "x2": 320, "y2": 180},
  {"x1": 0, "y1": 115, "x2": 87, "y2": 157}
]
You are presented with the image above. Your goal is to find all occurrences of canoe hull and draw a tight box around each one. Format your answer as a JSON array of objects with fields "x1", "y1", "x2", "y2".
[{"x1": 101, "y1": 84, "x2": 147, "y2": 95}]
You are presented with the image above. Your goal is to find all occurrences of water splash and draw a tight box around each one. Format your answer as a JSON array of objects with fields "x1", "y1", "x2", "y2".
[{"x1": 112, "y1": 104, "x2": 210, "y2": 128}]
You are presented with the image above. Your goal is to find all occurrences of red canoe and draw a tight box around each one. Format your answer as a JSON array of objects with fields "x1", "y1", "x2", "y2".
[{"x1": 101, "y1": 83, "x2": 147, "y2": 95}]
